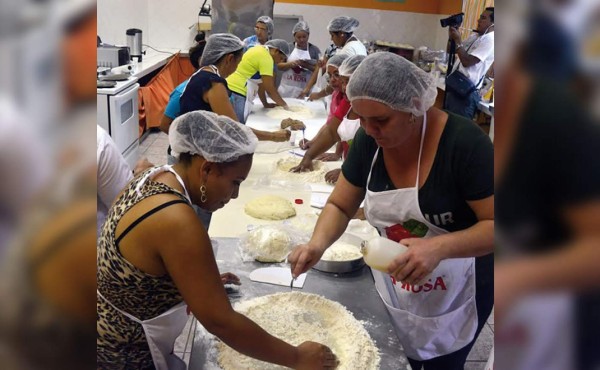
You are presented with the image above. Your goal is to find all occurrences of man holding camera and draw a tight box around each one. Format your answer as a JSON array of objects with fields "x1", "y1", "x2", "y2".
[{"x1": 445, "y1": 7, "x2": 494, "y2": 119}]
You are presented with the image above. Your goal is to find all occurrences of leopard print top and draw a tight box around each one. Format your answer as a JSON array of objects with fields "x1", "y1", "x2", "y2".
[{"x1": 97, "y1": 167, "x2": 191, "y2": 369}]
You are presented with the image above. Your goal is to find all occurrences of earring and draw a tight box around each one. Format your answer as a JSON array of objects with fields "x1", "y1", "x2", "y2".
[
  {"x1": 409, "y1": 114, "x2": 416, "y2": 124},
  {"x1": 200, "y1": 184, "x2": 207, "y2": 203}
]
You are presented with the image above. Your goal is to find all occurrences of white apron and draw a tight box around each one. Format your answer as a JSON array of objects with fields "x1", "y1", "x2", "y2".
[
  {"x1": 278, "y1": 46, "x2": 311, "y2": 98},
  {"x1": 243, "y1": 46, "x2": 269, "y2": 121},
  {"x1": 102, "y1": 165, "x2": 192, "y2": 369},
  {"x1": 363, "y1": 115, "x2": 478, "y2": 361},
  {"x1": 336, "y1": 110, "x2": 360, "y2": 142}
]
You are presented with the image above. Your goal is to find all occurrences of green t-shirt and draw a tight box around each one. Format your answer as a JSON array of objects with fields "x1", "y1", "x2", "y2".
[
  {"x1": 226, "y1": 45, "x2": 274, "y2": 97},
  {"x1": 342, "y1": 112, "x2": 493, "y2": 233}
]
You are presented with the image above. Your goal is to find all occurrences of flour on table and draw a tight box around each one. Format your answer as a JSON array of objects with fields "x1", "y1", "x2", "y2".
[
  {"x1": 321, "y1": 241, "x2": 362, "y2": 262},
  {"x1": 273, "y1": 157, "x2": 327, "y2": 183},
  {"x1": 266, "y1": 105, "x2": 315, "y2": 120},
  {"x1": 244, "y1": 226, "x2": 291, "y2": 262},
  {"x1": 217, "y1": 292, "x2": 380, "y2": 370},
  {"x1": 244, "y1": 195, "x2": 296, "y2": 220}
]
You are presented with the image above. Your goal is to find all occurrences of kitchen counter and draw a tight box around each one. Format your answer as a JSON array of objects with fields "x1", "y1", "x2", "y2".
[
  {"x1": 188, "y1": 237, "x2": 407, "y2": 370},
  {"x1": 132, "y1": 47, "x2": 182, "y2": 79}
]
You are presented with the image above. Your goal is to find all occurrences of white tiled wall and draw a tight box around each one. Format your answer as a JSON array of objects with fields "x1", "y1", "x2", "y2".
[{"x1": 97, "y1": 0, "x2": 452, "y2": 53}]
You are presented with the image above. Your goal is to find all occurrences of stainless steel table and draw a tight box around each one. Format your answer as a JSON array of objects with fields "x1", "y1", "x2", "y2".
[{"x1": 188, "y1": 237, "x2": 408, "y2": 369}]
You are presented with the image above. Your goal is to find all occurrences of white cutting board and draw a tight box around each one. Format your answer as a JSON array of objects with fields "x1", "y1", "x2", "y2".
[{"x1": 249, "y1": 267, "x2": 307, "y2": 288}]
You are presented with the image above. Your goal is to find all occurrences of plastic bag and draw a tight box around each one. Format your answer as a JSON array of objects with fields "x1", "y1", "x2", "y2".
[{"x1": 238, "y1": 224, "x2": 309, "y2": 263}]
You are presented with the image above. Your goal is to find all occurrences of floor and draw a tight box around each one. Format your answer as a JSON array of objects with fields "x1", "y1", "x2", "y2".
[{"x1": 140, "y1": 130, "x2": 494, "y2": 369}]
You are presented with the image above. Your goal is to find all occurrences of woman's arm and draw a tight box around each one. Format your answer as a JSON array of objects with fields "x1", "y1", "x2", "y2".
[
  {"x1": 260, "y1": 75, "x2": 288, "y2": 108},
  {"x1": 152, "y1": 206, "x2": 329, "y2": 368},
  {"x1": 289, "y1": 173, "x2": 365, "y2": 277},
  {"x1": 159, "y1": 115, "x2": 174, "y2": 135},
  {"x1": 389, "y1": 195, "x2": 495, "y2": 285},
  {"x1": 204, "y1": 82, "x2": 239, "y2": 121},
  {"x1": 290, "y1": 117, "x2": 341, "y2": 172}
]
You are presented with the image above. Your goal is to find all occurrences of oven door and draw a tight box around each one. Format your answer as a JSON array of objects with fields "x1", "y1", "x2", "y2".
[{"x1": 108, "y1": 83, "x2": 139, "y2": 156}]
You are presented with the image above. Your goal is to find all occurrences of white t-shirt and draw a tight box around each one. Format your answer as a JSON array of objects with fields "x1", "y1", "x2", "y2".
[
  {"x1": 458, "y1": 31, "x2": 494, "y2": 87},
  {"x1": 340, "y1": 37, "x2": 367, "y2": 57},
  {"x1": 97, "y1": 125, "x2": 132, "y2": 235}
]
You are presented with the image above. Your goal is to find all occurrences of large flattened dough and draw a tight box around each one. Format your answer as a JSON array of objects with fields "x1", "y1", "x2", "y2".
[{"x1": 244, "y1": 195, "x2": 296, "y2": 220}]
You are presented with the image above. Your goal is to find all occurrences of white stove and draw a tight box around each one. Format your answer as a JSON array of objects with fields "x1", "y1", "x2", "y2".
[{"x1": 97, "y1": 76, "x2": 140, "y2": 169}]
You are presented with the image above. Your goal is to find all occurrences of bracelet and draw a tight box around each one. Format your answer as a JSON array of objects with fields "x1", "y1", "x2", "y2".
[{"x1": 456, "y1": 43, "x2": 463, "y2": 50}]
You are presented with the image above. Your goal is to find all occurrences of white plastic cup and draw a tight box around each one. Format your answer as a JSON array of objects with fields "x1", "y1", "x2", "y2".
[{"x1": 288, "y1": 129, "x2": 297, "y2": 146}]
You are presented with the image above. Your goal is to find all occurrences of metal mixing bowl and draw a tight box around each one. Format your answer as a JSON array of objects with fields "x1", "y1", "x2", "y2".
[{"x1": 312, "y1": 233, "x2": 365, "y2": 274}]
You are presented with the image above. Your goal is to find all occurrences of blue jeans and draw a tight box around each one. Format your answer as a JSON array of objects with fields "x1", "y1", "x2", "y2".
[
  {"x1": 445, "y1": 89, "x2": 481, "y2": 120},
  {"x1": 230, "y1": 93, "x2": 247, "y2": 124}
]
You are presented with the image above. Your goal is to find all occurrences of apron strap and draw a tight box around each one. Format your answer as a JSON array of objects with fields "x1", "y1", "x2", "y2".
[
  {"x1": 98, "y1": 289, "x2": 143, "y2": 324},
  {"x1": 365, "y1": 112, "x2": 427, "y2": 190}
]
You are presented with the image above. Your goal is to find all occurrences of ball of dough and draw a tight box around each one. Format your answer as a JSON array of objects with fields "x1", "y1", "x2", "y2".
[
  {"x1": 245, "y1": 195, "x2": 297, "y2": 220},
  {"x1": 247, "y1": 227, "x2": 291, "y2": 262}
]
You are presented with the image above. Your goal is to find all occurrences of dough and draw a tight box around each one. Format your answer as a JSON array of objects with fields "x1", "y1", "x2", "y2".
[
  {"x1": 244, "y1": 195, "x2": 296, "y2": 220},
  {"x1": 274, "y1": 157, "x2": 327, "y2": 183},
  {"x1": 266, "y1": 105, "x2": 315, "y2": 120},
  {"x1": 218, "y1": 292, "x2": 380, "y2": 370},
  {"x1": 246, "y1": 227, "x2": 291, "y2": 262},
  {"x1": 280, "y1": 118, "x2": 306, "y2": 130},
  {"x1": 321, "y1": 241, "x2": 363, "y2": 262}
]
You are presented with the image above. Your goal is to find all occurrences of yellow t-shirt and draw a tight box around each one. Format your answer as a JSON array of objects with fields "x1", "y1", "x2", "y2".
[{"x1": 226, "y1": 45, "x2": 274, "y2": 97}]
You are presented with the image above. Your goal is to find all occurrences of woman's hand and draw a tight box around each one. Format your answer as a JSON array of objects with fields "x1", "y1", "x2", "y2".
[
  {"x1": 308, "y1": 92, "x2": 322, "y2": 101},
  {"x1": 315, "y1": 152, "x2": 341, "y2": 162},
  {"x1": 297, "y1": 90, "x2": 308, "y2": 99},
  {"x1": 324, "y1": 169, "x2": 340, "y2": 184},
  {"x1": 388, "y1": 237, "x2": 445, "y2": 286},
  {"x1": 294, "y1": 341, "x2": 339, "y2": 369},
  {"x1": 270, "y1": 129, "x2": 292, "y2": 142},
  {"x1": 288, "y1": 243, "x2": 325, "y2": 278},
  {"x1": 263, "y1": 102, "x2": 277, "y2": 109},
  {"x1": 220, "y1": 272, "x2": 241, "y2": 285},
  {"x1": 290, "y1": 158, "x2": 314, "y2": 173},
  {"x1": 299, "y1": 139, "x2": 312, "y2": 150}
]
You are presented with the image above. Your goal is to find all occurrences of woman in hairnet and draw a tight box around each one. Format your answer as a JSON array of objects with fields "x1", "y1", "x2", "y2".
[
  {"x1": 161, "y1": 33, "x2": 243, "y2": 137},
  {"x1": 302, "y1": 16, "x2": 368, "y2": 103},
  {"x1": 97, "y1": 111, "x2": 338, "y2": 370},
  {"x1": 292, "y1": 55, "x2": 366, "y2": 184},
  {"x1": 227, "y1": 39, "x2": 291, "y2": 126},
  {"x1": 243, "y1": 15, "x2": 273, "y2": 51},
  {"x1": 327, "y1": 16, "x2": 366, "y2": 57},
  {"x1": 277, "y1": 21, "x2": 321, "y2": 98},
  {"x1": 289, "y1": 52, "x2": 494, "y2": 370},
  {"x1": 296, "y1": 53, "x2": 350, "y2": 163}
]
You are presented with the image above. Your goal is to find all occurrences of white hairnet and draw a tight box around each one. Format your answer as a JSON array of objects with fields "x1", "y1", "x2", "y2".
[
  {"x1": 199, "y1": 33, "x2": 244, "y2": 66},
  {"x1": 265, "y1": 39, "x2": 291, "y2": 57},
  {"x1": 346, "y1": 52, "x2": 437, "y2": 117},
  {"x1": 292, "y1": 20, "x2": 310, "y2": 35},
  {"x1": 339, "y1": 54, "x2": 365, "y2": 76},
  {"x1": 169, "y1": 111, "x2": 258, "y2": 162},
  {"x1": 326, "y1": 53, "x2": 349, "y2": 68},
  {"x1": 256, "y1": 16, "x2": 274, "y2": 36},
  {"x1": 327, "y1": 16, "x2": 360, "y2": 33}
]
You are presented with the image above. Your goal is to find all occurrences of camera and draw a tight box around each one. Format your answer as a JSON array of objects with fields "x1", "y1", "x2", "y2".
[{"x1": 440, "y1": 13, "x2": 464, "y2": 28}]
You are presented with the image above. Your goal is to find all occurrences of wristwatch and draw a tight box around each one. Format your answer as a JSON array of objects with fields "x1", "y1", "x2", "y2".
[{"x1": 456, "y1": 43, "x2": 463, "y2": 50}]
